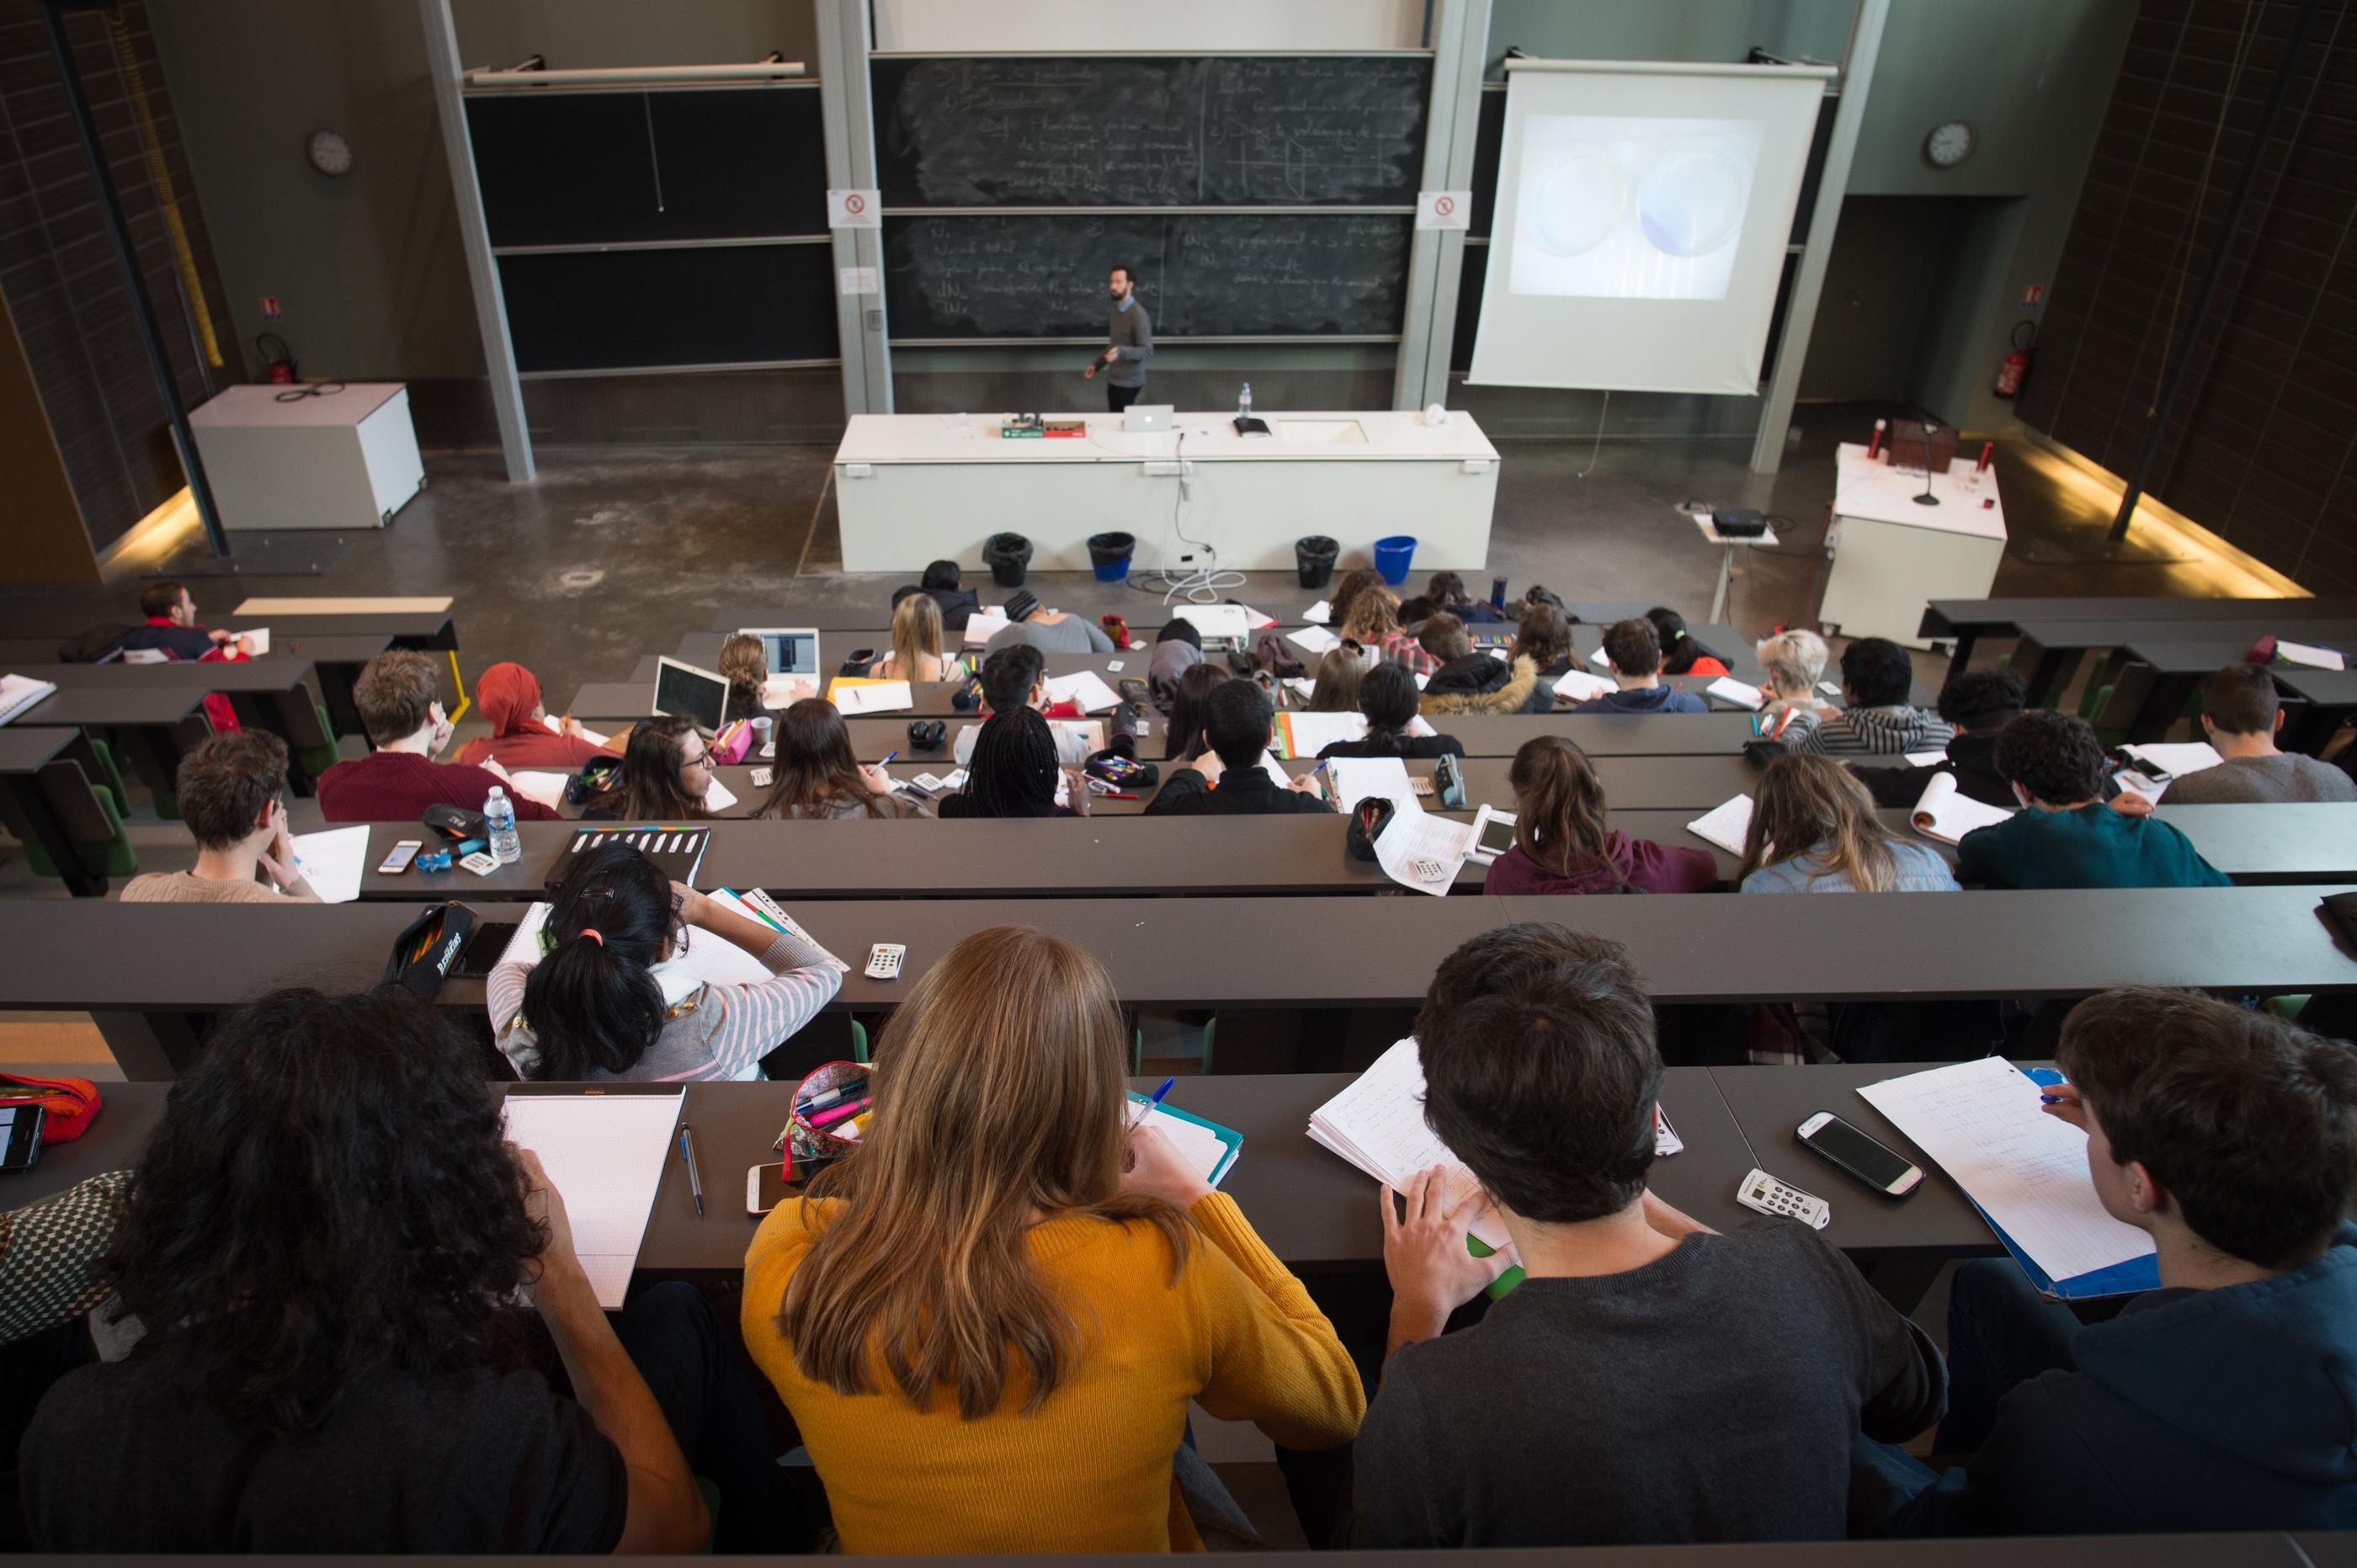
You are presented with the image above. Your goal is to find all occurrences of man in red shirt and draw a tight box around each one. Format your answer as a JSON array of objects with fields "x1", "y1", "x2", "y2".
[
  {"x1": 318, "y1": 650, "x2": 561, "y2": 824},
  {"x1": 120, "y1": 582, "x2": 255, "y2": 662}
]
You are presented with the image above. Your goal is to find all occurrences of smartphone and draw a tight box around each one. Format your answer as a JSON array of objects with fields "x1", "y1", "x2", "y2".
[
  {"x1": 1476, "y1": 814, "x2": 1517, "y2": 859},
  {"x1": 748, "y1": 1161, "x2": 793, "y2": 1215},
  {"x1": 0, "y1": 1103, "x2": 45, "y2": 1173},
  {"x1": 1796, "y1": 1111, "x2": 1923, "y2": 1198},
  {"x1": 457, "y1": 921, "x2": 520, "y2": 979},
  {"x1": 377, "y1": 839, "x2": 422, "y2": 874}
]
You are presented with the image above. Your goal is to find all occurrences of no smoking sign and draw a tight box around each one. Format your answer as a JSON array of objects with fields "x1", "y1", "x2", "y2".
[{"x1": 1417, "y1": 189, "x2": 1472, "y2": 231}]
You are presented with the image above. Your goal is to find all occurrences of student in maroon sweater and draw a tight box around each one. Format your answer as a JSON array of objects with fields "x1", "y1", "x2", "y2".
[
  {"x1": 318, "y1": 650, "x2": 561, "y2": 824},
  {"x1": 1482, "y1": 736, "x2": 1717, "y2": 896}
]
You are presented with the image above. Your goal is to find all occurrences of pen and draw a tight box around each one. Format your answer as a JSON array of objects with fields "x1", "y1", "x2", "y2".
[
  {"x1": 678, "y1": 1124, "x2": 705, "y2": 1219},
  {"x1": 1101, "y1": 791, "x2": 1138, "y2": 800},
  {"x1": 808, "y1": 1095, "x2": 871, "y2": 1129},
  {"x1": 1130, "y1": 1076, "x2": 1176, "y2": 1129},
  {"x1": 878, "y1": 749, "x2": 900, "y2": 768}
]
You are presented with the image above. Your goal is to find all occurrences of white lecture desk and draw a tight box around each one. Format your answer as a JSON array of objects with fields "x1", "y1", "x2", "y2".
[
  {"x1": 833, "y1": 409, "x2": 1500, "y2": 573},
  {"x1": 1818, "y1": 440, "x2": 2009, "y2": 649}
]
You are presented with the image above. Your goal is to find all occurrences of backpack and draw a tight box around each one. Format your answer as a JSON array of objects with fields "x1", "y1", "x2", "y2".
[{"x1": 57, "y1": 624, "x2": 136, "y2": 663}]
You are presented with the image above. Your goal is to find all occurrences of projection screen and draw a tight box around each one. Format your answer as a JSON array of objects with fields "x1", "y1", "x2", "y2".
[{"x1": 1468, "y1": 60, "x2": 1834, "y2": 395}]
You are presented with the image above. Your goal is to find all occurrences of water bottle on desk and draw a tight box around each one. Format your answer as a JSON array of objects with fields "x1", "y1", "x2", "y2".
[
  {"x1": 484, "y1": 786, "x2": 520, "y2": 865},
  {"x1": 1238, "y1": 382, "x2": 1253, "y2": 419}
]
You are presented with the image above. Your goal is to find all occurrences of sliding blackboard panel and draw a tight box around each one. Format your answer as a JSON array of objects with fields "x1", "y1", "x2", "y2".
[
  {"x1": 886, "y1": 214, "x2": 1411, "y2": 338},
  {"x1": 874, "y1": 57, "x2": 1430, "y2": 207},
  {"x1": 1471, "y1": 87, "x2": 1504, "y2": 237},
  {"x1": 468, "y1": 88, "x2": 827, "y2": 247},
  {"x1": 499, "y1": 245, "x2": 839, "y2": 372}
]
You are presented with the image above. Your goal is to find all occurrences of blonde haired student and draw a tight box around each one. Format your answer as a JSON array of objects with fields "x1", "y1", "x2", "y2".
[
  {"x1": 1739, "y1": 753, "x2": 1957, "y2": 894},
  {"x1": 872, "y1": 593, "x2": 951, "y2": 683},
  {"x1": 742, "y1": 926, "x2": 1364, "y2": 1553}
]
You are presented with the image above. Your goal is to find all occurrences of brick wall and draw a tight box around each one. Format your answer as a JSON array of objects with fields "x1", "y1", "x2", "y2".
[
  {"x1": 2018, "y1": 0, "x2": 2357, "y2": 593},
  {"x1": 0, "y1": 0, "x2": 234, "y2": 552}
]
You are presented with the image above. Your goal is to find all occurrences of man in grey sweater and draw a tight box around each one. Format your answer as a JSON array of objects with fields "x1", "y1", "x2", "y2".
[
  {"x1": 1354, "y1": 923, "x2": 1945, "y2": 1549},
  {"x1": 1083, "y1": 263, "x2": 1153, "y2": 413},
  {"x1": 2157, "y1": 662, "x2": 2357, "y2": 804}
]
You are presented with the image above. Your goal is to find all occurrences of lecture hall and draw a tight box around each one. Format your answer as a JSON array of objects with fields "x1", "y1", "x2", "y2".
[{"x1": 2, "y1": 0, "x2": 2354, "y2": 1560}]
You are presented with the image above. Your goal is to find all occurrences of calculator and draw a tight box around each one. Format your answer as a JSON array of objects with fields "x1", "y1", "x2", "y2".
[
  {"x1": 864, "y1": 943, "x2": 906, "y2": 981},
  {"x1": 1736, "y1": 1167, "x2": 1831, "y2": 1230}
]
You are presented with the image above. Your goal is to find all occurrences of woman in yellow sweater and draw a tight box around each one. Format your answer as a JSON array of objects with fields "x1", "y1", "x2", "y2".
[{"x1": 742, "y1": 926, "x2": 1364, "y2": 1552}]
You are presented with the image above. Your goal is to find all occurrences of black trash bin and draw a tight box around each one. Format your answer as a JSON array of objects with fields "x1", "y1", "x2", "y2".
[
  {"x1": 1295, "y1": 534, "x2": 1339, "y2": 591},
  {"x1": 1087, "y1": 531, "x2": 1136, "y2": 582},
  {"x1": 982, "y1": 532, "x2": 1032, "y2": 588}
]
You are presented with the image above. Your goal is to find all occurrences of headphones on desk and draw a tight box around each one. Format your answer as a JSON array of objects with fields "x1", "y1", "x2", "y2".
[{"x1": 907, "y1": 720, "x2": 947, "y2": 749}]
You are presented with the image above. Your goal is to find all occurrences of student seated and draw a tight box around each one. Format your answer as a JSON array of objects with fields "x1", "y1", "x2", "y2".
[
  {"x1": 1340, "y1": 589, "x2": 1437, "y2": 678},
  {"x1": 1570, "y1": 619, "x2": 1709, "y2": 715},
  {"x1": 455, "y1": 662, "x2": 621, "y2": 772},
  {"x1": 954, "y1": 645, "x2": 1120, "y2": 768},
  {"x1": 717, "y1": 633, "x2": 773, "y2": 722},
  {"x1": 1147, "y1": 618, "x2": 1202, "y2": 709},
  {"x1": 1418, "y1": 612, "x2": 1539, "y2": 716},
  {"x1": 753, "y1": 699, "x2": 929, "y2": 819},
  {"x1": 1327, "y1": 566, "x2": 1386, "y2": 630},
  {"x1": 1148, "y1": 680, "x2": 1330, "y2": 816},
  {"x1": 0, "y1": 1168, "x2": 131, "y2": 1538},
  {"x1": 1304, "y1": 646, "x2": 1364, "y2": 712},
  {"x1": 584, "y1": 715, "x2": 723, "y2": 820},
  {"x1": 2155, "y1": 663, "x2": 2357, "y2": 803},
  {"x1": 1427, "y1": 570, "x2": 1505, "y2": 623},
  {"x1": 1352, "y1": 923, "x2": 1943, "y2": 1548},
  {"x1": 1647, "y1": 607, "x2": 1728, "y2": 677},
  {"x1": 1855, "y1": 987, "x2": 2357, "y2": 1536},
  {"x1": 871, "y1": 593, "x2": 952, "y2": 683},
  {"x1": 1790, "y1": 637, "x2": 1953, "y2": 756},
  {"x1": 1513, "y1": 602, "x2": 1575, "y2": 712},
  {"x1": 121, "y1": 731, "x2": 322, "y2": 904},
  {"x1": 1957, "y1": 710, "x2": 2231, "y2": 889},
  {"x1": 939, "y1": 709, "x2": 1088, "y2": 818},
  {"x1": 1855, "y1": 669, "x2": 2023, "y2": 811},
  {"x1": 741, "y1": 925, "x2": 1364, "y2": 1552},
  {"x1": 983, "y1": 589, "x2": 1116, "y2": 655},
  {"x1": 19, "y1": 986, "x2": 735, "y2": 1554},
  {"x1": 1318, "y1": 662, "x2": 1465, "y2": 760},
  {"x1": 891, "y1": 558, "x2": 979, "y2": 631},
  {"x1": 318, "y1": 651, "x2": 561, "y2": 824},
  {"x1": 492, "y1": 840, "x2": 841, "y2": 1082},
  {"x1": 1163, "y1": 662, "x2": 1232, "y2": 763},
  {"x1": 119, "y1": 580, "x2": 253, "y2": 661},
  {"x1": 1483, "y1": 736, "x2": 1716, "y2": 895},
  {"x1": 1740, "y1": 752, "x2": 1960, "y2": 893},
  {"x1": 1755, "y1": 629, "x2": 1837, "y2": 743}
]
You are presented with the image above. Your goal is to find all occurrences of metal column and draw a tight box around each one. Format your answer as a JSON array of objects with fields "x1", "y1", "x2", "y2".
[
  {"x1": 1392, "y1": 0, "x2": 1491, "y2": 412},
  {"x1": 817, "y1": 0, "x2": 891, "y2": 415},
  {"x1": 418, "y1": 0, "x2": 535, "y2": 482},
  {"x1": 1748, "y1": 0, "x2": 1888, "y2": 476}
]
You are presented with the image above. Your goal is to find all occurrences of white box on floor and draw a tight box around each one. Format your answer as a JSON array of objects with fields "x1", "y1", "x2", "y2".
[
  {"x1": 188, "y1": 383, "x2": 425, "y2": 533},
  {"x1": 1817, "y1": 441, "x2": 2007, "y2": 649}
]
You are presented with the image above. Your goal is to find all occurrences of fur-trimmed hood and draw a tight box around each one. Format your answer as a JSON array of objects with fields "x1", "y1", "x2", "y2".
[{"x1": 1420, "y1": 654, "x2": 1540, "y2": 716}]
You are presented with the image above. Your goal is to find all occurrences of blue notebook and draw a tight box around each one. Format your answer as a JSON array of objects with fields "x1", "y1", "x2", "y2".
[
  {"x1": 1126, "y1": 1093, "x2": 1242, "y2": 1188},
  {"x1": 1991, "y1": 1069, "x2": 2161, "y2": 1301}
]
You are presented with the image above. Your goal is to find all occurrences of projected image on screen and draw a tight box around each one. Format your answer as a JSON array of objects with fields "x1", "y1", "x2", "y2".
[{"x1": 1508, "y1": 115, "x2": 1761, "y2": 301}]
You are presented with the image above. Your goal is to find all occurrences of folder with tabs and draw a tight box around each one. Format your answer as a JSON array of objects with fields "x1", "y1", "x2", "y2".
[{"x1": 1126, "y1": 1092, "x2": 1242, "y2": 1188}]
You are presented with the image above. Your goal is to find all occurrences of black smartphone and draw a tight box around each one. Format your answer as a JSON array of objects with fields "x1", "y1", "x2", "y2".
[
  {"x1": 0, "y1": 1103, "x2": 45, "y2": 1173},
  {"x1": 457, "y1": 922, "x2": 520, "y2": 979},
  {"x1": 1796, "y1": 1111, "x2": 1923, "y2": 1199}
]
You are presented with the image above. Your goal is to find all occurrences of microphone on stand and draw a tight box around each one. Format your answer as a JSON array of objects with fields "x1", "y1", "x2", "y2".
[{"x1": 1913, "y1": 421, "x2": 1942, "y2": 507}]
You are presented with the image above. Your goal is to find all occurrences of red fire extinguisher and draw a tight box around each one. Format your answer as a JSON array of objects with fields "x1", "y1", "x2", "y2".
[
  {"x1": 258, "y1": 332, "x2": 296, "y2": 385},
  {"x1": 1993, "y1": 321, "x2": 2036, "y2": 399}
]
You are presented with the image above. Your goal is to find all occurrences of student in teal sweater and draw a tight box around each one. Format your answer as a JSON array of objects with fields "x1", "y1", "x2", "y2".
[{"x1": 1955, "y1": 710, "x2": 2231, "y2": 890}]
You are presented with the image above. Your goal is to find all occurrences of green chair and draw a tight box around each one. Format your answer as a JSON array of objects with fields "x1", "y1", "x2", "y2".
[
  {"x1": 850, "y1": 1018, "x2": 870, "y2": 1066},
  {"x1": 0, "y1": 756, "x2": 137, "y2": 885}
]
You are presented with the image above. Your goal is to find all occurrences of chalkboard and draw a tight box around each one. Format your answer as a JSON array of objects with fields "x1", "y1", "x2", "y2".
[
  {"x1": 874, "y1": 57, "x2": 1430, "y2": 207},
  {"x1": 468, "y1": 87, "x2": 827, "y2": 247},
  {"x1": 498, "y1": 244, "x2": 839, "y2": 373},
  {"x1": 885, "y1": 214, "x2": 1411, "y2": 338}
]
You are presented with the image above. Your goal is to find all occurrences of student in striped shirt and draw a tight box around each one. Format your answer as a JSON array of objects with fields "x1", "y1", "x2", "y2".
[{"x1": 490, "y1": 841, "x2": 842, "y2": 1082}]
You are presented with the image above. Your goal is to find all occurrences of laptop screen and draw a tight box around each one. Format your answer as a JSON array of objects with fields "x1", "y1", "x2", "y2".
[
  {"x1": 756, "y1": 630, "x2": 820, "y2": 676},
  {"x1": 652, "y1": 658, "x2": 728, "y2": 731}
]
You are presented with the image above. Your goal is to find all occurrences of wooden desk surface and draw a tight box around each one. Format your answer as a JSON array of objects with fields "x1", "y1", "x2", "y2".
[
  {"x1": 19, "y1": 659, "x2": 312, "y2": 693},
  {"x1": 1924, "y1": 594, "x2": 2357, "y2": 637},
  {"x1": 18, "y1": 683, "x2": 209, "y2": 728}
]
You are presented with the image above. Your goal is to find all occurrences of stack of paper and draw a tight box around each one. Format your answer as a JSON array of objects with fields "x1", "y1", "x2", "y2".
[
  {"x1": 702, "y1": 775, "x2": 741, "y2": 813},
  {"x1": 1307, "y1": 1040, "x2": 1508, "y2": 1248},
  {"x1": 1908, "y1": 773, "x2": 2013, "y2": 845},
  {"x1": 1550, "y1": 670, "x2": 1615, "y2": 704},
  {"x1": 1288, "y1": 625, "x2": 1341, "y2": 656},
  {"x1": 1374, "y1": 811, "x2": 1476, "y2": 896},
  {"x1": 0, "y1": 674, "x2": 57, "y2": 728},
  {"x1": 290, "y1": 825, "x2": 370, "y2": 903},
  {"x1": 2275, "y1": 639, "x2": 2347, "y2": 672},
  {"x1": 1859, "y1": 1058, "x2": 2154, "y2": 1286},
  {"x1": 1126, "y1": 1094, "x2": 1242, "y2": 1188},
  {"x1": 2123, "y1": 741, "x2": 2223, "y2": 779},
  {"x1": 828, "y1": 678, "x2": 914, "y2": 715},
  {"x1": 1687, "y1": 794, "x2": 1755, "y2": 856},
  {"x1": 963, "y1": 611, "x2": 1010, "y2": 647},
  {"x1": 1304, "y1": 598, "x2": 1334, "y2": 625},
  {"x1": 543, "y1": 714, "x2": 612, "y2": 748},
  {"x1": 502, "y1": 1088, "x2": 684, "y2": 1309},
  {"x1": 1325, "y1": 756, "x2": 1423, "y2": 821},
  {"x1": 510, "y1": 771, "x2": 572, "y2": 812},
  {"x1": 1705, "y1": 677, "x2": 1765, "y2": 710},
  {"x1": 1277, "y1": 710, "x2": 1368, "y2": 755},
  {"x1": 1043, "y1": 670, "x2": 1120, "y2": 713}
]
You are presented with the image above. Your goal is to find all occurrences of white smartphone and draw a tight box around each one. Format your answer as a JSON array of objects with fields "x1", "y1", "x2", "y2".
[
  {"x1": 748, "y1": 1162, "x2": 792, "y2": 1215},
  {"x1": 377, "y1": 839, "x2": 422, "y2": 874},
  {"x1": 1796, "y1": 1111, "x2": 1923, "y2": 1198}
]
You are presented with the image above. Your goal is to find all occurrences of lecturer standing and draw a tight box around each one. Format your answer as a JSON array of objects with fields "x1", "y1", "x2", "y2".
[{"x1": 1084, "y1": 263, "x2": 1153, "y2": 413}]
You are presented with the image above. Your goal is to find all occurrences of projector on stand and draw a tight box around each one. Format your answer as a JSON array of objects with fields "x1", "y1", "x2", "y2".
[{"x1": 1711, "y1": 508, "x2": 1769, "y2": 539}]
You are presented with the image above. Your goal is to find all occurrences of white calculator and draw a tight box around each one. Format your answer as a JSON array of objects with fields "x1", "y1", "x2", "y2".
[
  {"x1": 1737, "y1": 1168, "x2": 1831, "y2": 1230},
  {"x1": 864, "y1": 943, "x2": 906, "y2": 981}
]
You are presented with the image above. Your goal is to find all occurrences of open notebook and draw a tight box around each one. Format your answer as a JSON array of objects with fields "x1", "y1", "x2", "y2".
[
  {"x1": 501, "y1": 1086, "x2": 684, "y2": 1310},
  {"x1": 1908, "y1": 773, "x2": 2014, "y2": 845},
  {"x1": 1126, "y1": 1092, "x2": 1242, "y2": 1188}
]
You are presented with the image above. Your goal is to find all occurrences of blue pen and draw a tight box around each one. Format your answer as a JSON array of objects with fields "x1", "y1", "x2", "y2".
[
  {"x1": 878, "y1": 749, "x2": 900, "y2": 768},
  {"x1": 1131, "y1": 1076, "x2": 1177, "y2": 1129}
]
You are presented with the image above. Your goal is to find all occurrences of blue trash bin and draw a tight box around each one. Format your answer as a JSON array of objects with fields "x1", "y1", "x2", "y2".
[
  {"x1": 1088, "y1": 531, "x2": 1135, "y2": 582},
  {"x1": 1373, "y1": 534, "x2": 1418, "y2": 587}
]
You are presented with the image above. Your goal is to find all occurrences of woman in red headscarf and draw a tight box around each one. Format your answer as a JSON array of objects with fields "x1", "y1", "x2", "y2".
[{"x1": 455, "y1": 663, "x2": 624, "y2": 771}]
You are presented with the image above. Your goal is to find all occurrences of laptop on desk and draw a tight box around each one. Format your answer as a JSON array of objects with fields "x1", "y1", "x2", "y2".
[
  {"x1": 738, "y1": 627, "x2": 821, "y2": 678},
  {"x1": 653, "y1": 656, "x2": 732, "y2": 731}
]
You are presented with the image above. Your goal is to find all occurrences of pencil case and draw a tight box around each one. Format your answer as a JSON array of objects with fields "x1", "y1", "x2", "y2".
[{"x1": 780, "y1": 1060, "x2": 870, "y2": 1180}]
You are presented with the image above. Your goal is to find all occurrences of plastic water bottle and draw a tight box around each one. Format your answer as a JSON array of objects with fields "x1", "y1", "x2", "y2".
[
  {"x1": 1238, "y1": 381, "x2": 1253, "y2": 419},
  {"x1": 485, "y1": 786, "x2": 521, "y2": 864}
]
